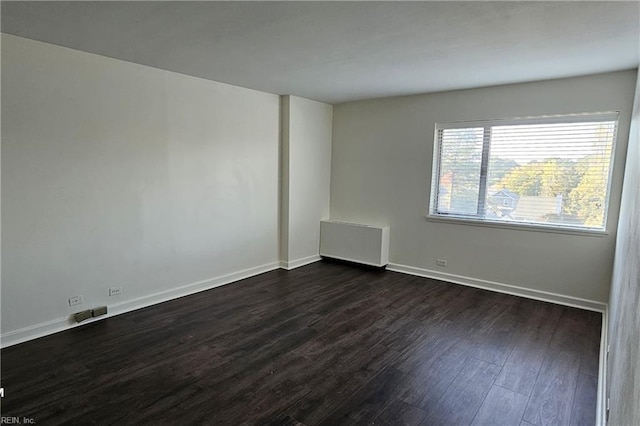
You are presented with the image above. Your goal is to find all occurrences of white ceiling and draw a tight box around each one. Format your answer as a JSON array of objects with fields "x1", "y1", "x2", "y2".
[{"x1": 2, "y1": 1, "x2": 639, "y2": 104}]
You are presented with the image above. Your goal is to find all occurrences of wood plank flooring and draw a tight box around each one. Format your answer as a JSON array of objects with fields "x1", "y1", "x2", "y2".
[{"x1": 0, "y1": 260, "x2": 602, "y2": 425}]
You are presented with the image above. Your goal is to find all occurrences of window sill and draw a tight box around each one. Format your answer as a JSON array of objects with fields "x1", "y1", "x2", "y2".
[{"x1": 426, "y1": 214, "x2": 608, "y2": 237}]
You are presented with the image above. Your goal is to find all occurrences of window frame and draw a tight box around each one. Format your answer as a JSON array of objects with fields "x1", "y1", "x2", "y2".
[{"x1": 428, "y1": 112, "x2": 620, "y2": 235}]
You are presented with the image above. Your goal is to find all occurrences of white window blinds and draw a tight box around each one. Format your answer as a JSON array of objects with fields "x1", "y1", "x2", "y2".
[{"x1": 431, "y1": 113, "x2": 618, "y2": 231}]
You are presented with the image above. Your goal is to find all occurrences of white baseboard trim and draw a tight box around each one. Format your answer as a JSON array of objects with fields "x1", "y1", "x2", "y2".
[
  {"x1": 279, "y1": 254, "x2": 322, "y2": 270},
  {"x1": 596, "y1": 308, "x2": 609, "y2": 426},
  {"x1": 0, "y1": 261, "x2": 281, "y2": 348},
  {"x1": 387, "y1": 262, "x2": 607, "y2": 313},
  {"x1": 2, "y1": 258, "x2": 606, "y2": 352}
]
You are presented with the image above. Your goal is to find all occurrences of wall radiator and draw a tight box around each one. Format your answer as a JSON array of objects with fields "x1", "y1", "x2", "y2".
[{"x1": 319, "y1": 221, "x2": 390, "y2": 267}]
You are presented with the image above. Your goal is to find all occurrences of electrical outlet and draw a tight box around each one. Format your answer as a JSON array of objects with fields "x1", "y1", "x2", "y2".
[
  {"x1": 108, "y1": 287, "x2": 122, "y2": 297},
  {"x1": 69, "y1": 295, "x2": 84, "y2": 306},
  {"x1": 436, "y1": 259, "x2": 448, "y2": 267}
]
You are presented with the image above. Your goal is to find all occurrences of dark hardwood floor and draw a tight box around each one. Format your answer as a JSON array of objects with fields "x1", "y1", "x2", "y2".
[{"x1": 0, "y1": 260, "x2": 601, "y2": 425}]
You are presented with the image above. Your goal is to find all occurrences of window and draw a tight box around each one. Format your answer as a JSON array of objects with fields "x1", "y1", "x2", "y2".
[{"x1": 429, "y1": 112, "x2": 619, "y2": 232}]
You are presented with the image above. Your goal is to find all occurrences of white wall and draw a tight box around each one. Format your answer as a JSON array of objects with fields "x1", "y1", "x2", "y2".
[
  {"x1": 280, "y1": 95, "x2": 332, "y2": 268},
  {"x1": 607, "y1": 70, "x2": 640, "y2": 425},
  {"x1": 331, "y1": 70, "x2": 637, "y2": 303},
  {"x1": 1, "y1": 34, "x2": 281, "y2": 342}
]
